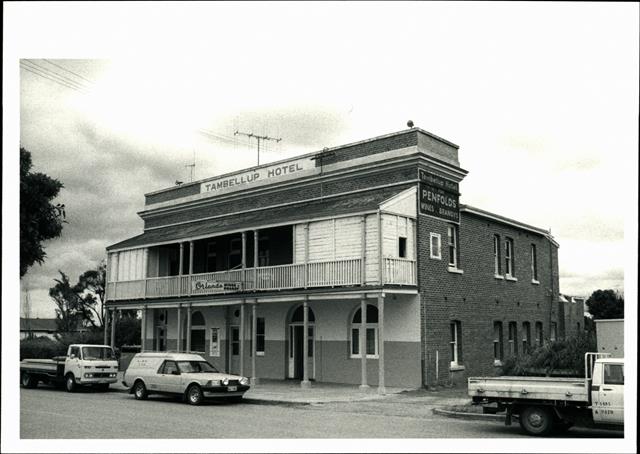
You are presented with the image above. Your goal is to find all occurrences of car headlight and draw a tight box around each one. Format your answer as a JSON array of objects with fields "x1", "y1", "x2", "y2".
[
  {"x1": 240, "y1": 377, "x2": 250, "y2": 386},
  {"x1": 222, "y1": 378, "x2": 229, "y2": 386},
  {"x1": 109, "y1": 373, "x2": 117, "y2": 378},
  {"x1": 84, "y1": 373, "x2": 94, "y2": 378},
  {"x1": 205, "y1": 380, "x2": 221, "y2": 387}
]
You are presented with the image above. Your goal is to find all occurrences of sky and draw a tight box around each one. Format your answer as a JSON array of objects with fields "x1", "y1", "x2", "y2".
[
  {"x1": 3, "y1": 3, "x2": 638, "y2": 453},
  {"x1": 10, "y1": 3, "x2": 638, "y2": 320}
]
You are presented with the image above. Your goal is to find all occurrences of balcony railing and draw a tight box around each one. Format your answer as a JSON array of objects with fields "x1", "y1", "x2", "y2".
[{"x1": 106, "y1": 257, "x2": 416, "y2": 301}]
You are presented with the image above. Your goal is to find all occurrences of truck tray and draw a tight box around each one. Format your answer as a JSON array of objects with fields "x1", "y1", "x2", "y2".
[
  {"x1": 20, "y1": 358, "x2": 64, "y2": 372},
  {"x1": 468, "y1": 376, "x2": 589, "y2": 403}
]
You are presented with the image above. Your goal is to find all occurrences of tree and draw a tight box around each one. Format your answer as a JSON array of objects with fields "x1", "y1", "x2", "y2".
[
  {"x1": 49, "y1": 271, "x2": 83, "y2": 332},
  {"x1": 73, "y1": 261, "x2": 107, "y2": 329},
  {"x1": 20, "y1": 147, "x2": 65, "y2": 277},
  {"x1": 586, "y1": 289, "x2": 624, "y2": 320}
]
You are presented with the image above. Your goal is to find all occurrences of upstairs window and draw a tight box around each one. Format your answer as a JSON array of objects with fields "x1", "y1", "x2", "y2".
[
  {"x1": 430, "y1": 233, "x2": 442, "y2": 260},
  {"x1": 531, "y1": 244, "x2": 538, "y2": 282},
  {"x1": 450, "y1": 321, "x2": 462, "y2": 367},
  {"x1": 505, "y1": 238, "x2": 515, "y2": 277},
  {"x1": 447, "y1": 225, "x2": 459, "y2": 269},
  {"x1": 493, "y1": 235, "x2": 502, "y2": 275},
  {"x1": 398, "y1": 237, "x2": 407, "y2": 258}
]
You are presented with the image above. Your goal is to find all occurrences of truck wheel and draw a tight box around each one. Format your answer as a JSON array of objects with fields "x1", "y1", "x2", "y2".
[
  {"x1": 133, "y1": 381, "x2": 148, "y2": 400},
  {"x1": 186, "y1": 384, "x2": 203, "y2": 405},
  {"x1": 519, "y1": 406, "x2": 553, "y2": 436},
  {"x1": 21, "y1": 372, "x2": 38, "y2": 389},
  {"x1": 65, "y1": 374, "x2": 77, "y2": 393}
]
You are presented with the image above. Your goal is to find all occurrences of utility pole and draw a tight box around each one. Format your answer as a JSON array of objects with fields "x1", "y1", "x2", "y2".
[{"x1": 234, "y1": 130, "x2": 281, "y2": 166}]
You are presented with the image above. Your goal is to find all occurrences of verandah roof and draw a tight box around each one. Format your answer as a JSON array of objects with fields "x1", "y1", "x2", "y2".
[{"x1": 107, "y1": 185, "x2": 413, "y2": 251}]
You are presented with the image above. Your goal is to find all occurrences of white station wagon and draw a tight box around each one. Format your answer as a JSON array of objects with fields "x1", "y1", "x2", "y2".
[{"x1": 123, "y1": 352, "x2": 250, "y2": 405}]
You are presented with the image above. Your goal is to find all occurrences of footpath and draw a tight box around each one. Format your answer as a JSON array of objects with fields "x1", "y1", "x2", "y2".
[{"x1": 111, "y1": 372, "x2": 494, "y2": 420}]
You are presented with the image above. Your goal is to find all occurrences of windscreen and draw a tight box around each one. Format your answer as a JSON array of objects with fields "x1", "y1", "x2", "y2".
[
  {"x1": 177, "y1": 361, "x2": 219, "y2": 373},
  {"x1": 82, "y1": 347, "x2": 115, "y2": 360}
]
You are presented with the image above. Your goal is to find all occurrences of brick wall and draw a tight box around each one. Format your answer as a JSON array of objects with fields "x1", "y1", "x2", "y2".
[{"x1": 416, "y1": 205, "x2": 560, "y2": 387}]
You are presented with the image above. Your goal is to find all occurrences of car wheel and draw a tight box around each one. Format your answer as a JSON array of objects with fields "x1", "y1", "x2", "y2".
[
  {"x1": 21, "y1": 372, "x2": 38, "y2": 389},
  {"x1": 133, "y1": 381, "x2": 148, "y2": 400},
  {"x1": 65, "y1": 374, "x2": 77, "y2": 393},
  {"x1": 519, "y1": 406, "x2": 553, "y2": 436},
  {"x1": 186, "y1": 384, "x2": 203, "y2": 405}
]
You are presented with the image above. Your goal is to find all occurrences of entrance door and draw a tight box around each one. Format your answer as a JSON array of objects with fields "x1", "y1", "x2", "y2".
[
  {"x1": 229, "y1": 326, "x2": 240, "y2": 375},
  {"x1": 288, "y1": 324, "x2": 314, "y2": 379},
  {"x1": 155, "y1": 326, "x2": 167, "y2": 351}
]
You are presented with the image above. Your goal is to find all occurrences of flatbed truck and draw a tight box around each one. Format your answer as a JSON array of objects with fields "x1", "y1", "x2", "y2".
[
  {"x1": 468, "y1": 353, "x2": 624, "y2": 436},
  {"x1": 20, "y1": 344, "x2": 119, "y2": 392}
]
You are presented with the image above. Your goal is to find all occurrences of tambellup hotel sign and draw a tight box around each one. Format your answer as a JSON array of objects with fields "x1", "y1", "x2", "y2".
[
  {"x1": 200, "y1": 157, "x2": 317, "y2": 197},
  {"x1": 418, "y1": 169, "x2": 460, "y2": 223}
]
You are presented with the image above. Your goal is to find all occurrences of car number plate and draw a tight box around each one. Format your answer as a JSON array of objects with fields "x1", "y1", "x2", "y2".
[{"x1": 228, "y1": 386, "x2": 237, "y2": 392}]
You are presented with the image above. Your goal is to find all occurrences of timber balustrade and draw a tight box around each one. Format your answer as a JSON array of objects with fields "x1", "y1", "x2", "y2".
[{"x1": 106, "y1": 257, "x2": 416, "y2": 301}]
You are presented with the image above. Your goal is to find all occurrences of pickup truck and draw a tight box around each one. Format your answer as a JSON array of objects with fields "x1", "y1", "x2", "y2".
[
  {"x1": 468, "y1": 353, "x2": 624, "y2": 436},
  {"x1": 20, "y1": 344, "x2": 119, "y2": 392}
]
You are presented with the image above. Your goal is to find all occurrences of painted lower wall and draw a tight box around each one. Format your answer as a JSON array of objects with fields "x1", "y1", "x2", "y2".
[{"x1": 140, "y1": 294, "x2": 422, "y2": 388}]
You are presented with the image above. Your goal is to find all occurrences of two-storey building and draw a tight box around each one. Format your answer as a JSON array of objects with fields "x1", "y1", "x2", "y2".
[{"x1": 104, "y1": 127, "x2": 561, "y2": 390}]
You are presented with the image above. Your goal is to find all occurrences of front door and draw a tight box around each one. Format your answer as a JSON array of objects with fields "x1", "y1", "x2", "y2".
[
  {"x1": 229, "y1": 326, "x2": 240, "y2": 375},
  {"x1": 288, "y1": 324, "x2": 314, "y2": 379}
]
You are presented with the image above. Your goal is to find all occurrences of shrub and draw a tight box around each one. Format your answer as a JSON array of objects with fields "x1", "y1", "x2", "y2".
[
  {"x1": 501, "y1": 331, "x2": 597, "y2": 377},
  {"x1": 20, "y1": 337, "x2": 66, "y2": 360}
]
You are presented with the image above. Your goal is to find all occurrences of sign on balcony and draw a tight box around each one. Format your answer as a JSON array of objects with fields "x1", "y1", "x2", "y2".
[
  {"x1": 418, "y1": 169, "x2": 460, "y2": 223},
  {"x1": 192, "y1": 280, "x2": 242, "y2": 293}
]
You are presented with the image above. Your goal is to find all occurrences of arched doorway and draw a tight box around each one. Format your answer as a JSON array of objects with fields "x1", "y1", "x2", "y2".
[{"x1": 287, "y1": 305, "x2": 315, "y2": 380}]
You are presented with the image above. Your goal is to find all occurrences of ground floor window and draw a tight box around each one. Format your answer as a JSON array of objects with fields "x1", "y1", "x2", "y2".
[
  {"x1": 508, "y1": 322, "x2": 518, "y2": 357},
  {"x1": 350, "y1": 304, "x2": 379, "y2": 358},
  {"x1": 450, "y1": 320, "x2": 462, "y2": 367},
  {"x1": 493, "y1": 321, "x2": 503, "y2": 364},
  {"x1": 535, "y1": 321, "x2": 543, "y2": 346},
  {"x1": 256, "y1": 317, "x2": 265, "y2": 355},
  {"x1": 522, "y1": 322, "x2": 531, "y2": 353}
]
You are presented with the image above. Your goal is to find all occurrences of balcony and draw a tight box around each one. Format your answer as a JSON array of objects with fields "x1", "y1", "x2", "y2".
[{"x1": 106, "y1": 257, "x2": 416, "y2": 301}]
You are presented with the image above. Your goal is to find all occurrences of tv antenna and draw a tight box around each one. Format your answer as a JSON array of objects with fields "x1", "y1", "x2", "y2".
[
  {"x1": 234, "y1": 130, "x2": 282, "y2": 166},
  {"x1": 185, "y1": 148, "x2": 196, "y2": 182}
]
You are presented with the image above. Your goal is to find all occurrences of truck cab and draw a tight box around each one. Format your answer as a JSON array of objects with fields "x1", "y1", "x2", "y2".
[
  {"x1": 590, "y1": 358, "x2": 624, "y2": 425},
  {"x1": 62, "y1": 344, "x2": 119, "y2": 391}
]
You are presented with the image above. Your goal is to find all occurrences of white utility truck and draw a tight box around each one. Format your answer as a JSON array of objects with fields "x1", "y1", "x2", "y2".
[
  {"x1": 468, "y1": 353, "x2": 624, "y2": 436},
  {"x1": 20, "y1": 344, "x2": 119, "y2": 392}
]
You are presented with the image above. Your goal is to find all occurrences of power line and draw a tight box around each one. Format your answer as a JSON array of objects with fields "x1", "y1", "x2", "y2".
[
  {"x1": 22, "y1": 59, "x2": 90, "y2": 90},
  {"x1": 20, "y1": 63, "x2": 87, "y2": 93},
  {"x1": 20, "y1": 60, "x2": 89, "y2": 93},
  {"x1": 43, "y1": 59, "x2": 94, "y2": 84}
]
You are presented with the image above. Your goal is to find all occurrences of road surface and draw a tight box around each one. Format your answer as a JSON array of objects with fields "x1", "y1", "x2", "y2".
[{"x1": 20, "y1": 386, "x2": 624, "y2": 439}]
